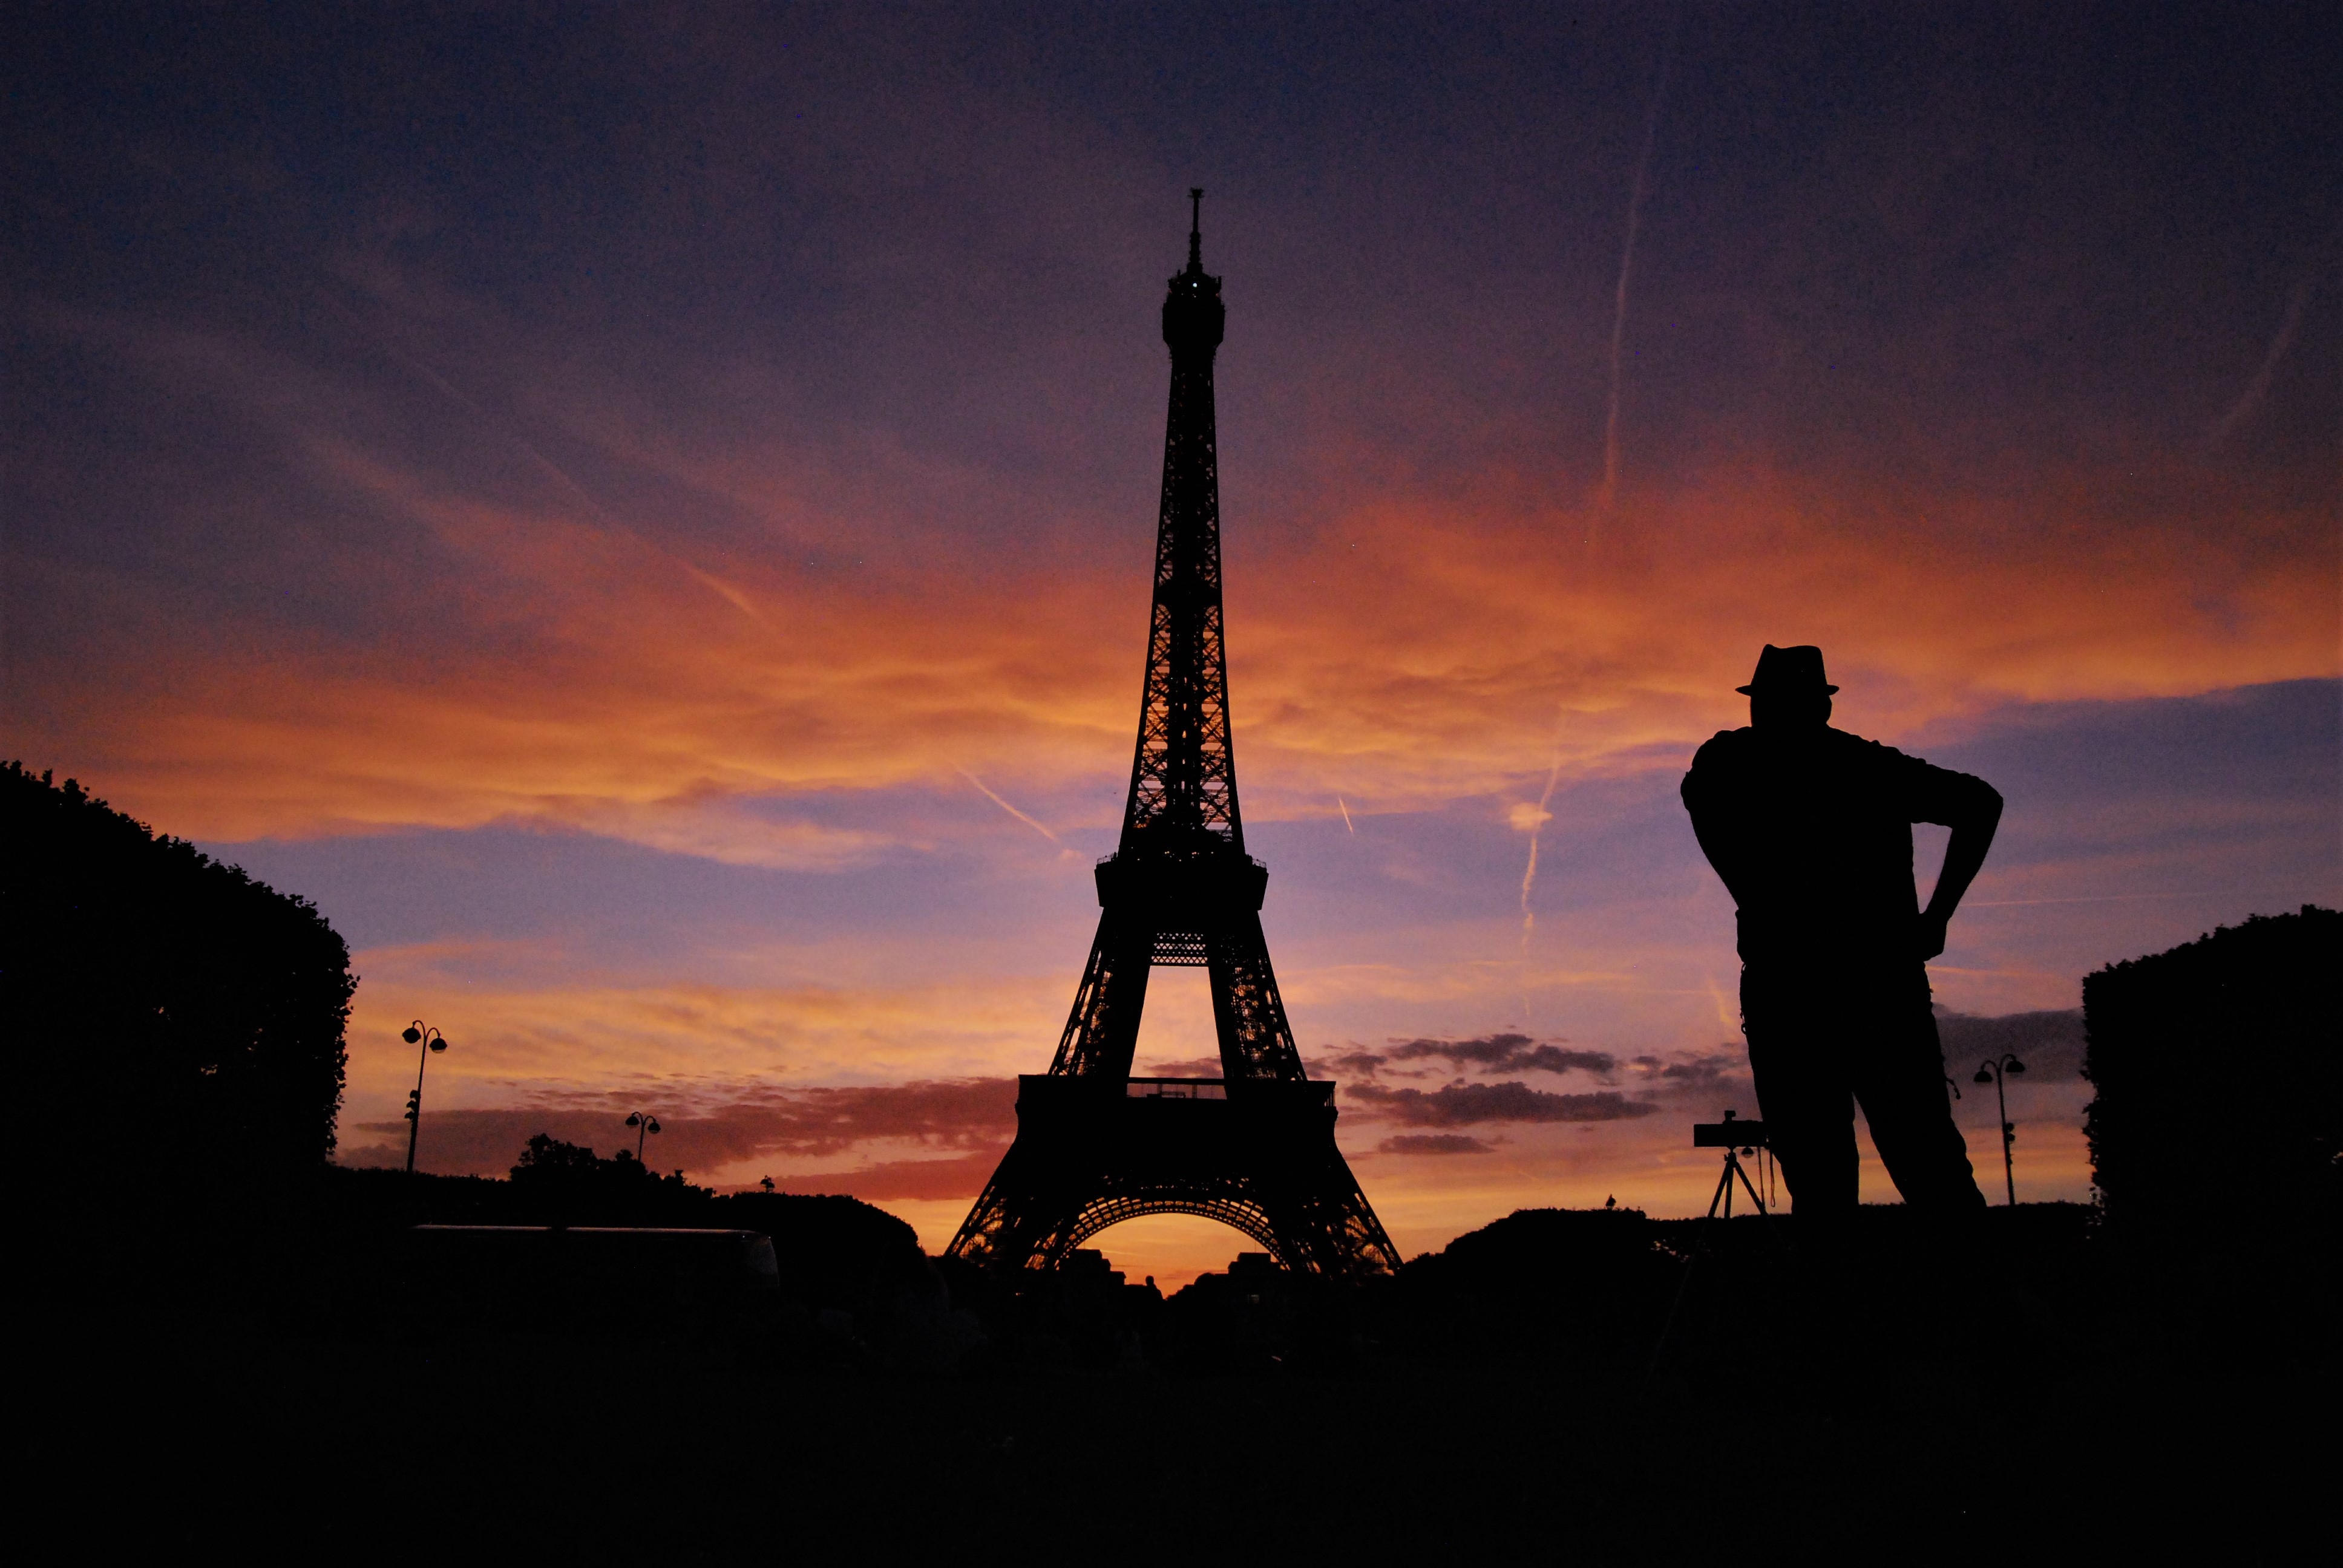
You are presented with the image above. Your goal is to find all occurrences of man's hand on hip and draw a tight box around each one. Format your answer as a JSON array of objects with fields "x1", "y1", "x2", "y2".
[{"x1": 1917, "y1": 909, "x2": 1951, "y2": 961}]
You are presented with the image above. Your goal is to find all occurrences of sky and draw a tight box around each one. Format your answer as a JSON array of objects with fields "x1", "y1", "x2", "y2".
[{"x1": 6, "y1": 2, "x2": 2337, "y2": 1285}]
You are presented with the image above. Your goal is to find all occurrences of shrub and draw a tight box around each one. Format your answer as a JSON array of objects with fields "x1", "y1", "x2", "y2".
[
  {"x1": 2083, "y1": 905, "x2": 2340, "y2": 1233},
  {"x1": 4, "y1": 762, "x2": 354, "y2": 1185}
]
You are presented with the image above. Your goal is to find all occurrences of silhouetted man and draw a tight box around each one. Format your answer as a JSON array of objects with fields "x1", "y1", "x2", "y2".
[{"x1": 1681, "y1": 645, "x2": 1999, "y2": 1215}]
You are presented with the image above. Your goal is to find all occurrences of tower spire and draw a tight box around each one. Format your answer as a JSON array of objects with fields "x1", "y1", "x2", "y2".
[{"x1": 1187, "y1": 186, "x2": 1204, "y2": 272}]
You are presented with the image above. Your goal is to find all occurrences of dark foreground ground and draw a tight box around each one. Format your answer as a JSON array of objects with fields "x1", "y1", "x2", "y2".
[
  {"x1": 38, "y1": 1187, "x2": 2334, "y2": 1562},
  {"x1": 76, "y1": 1315, "x2": 2324, "y2": 1563}
]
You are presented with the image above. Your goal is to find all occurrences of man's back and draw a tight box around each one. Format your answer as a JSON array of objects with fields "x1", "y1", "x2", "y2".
[
  {"x1": 1682, "y1": 725, "x2": 1995, "y2": 967},
  {"x1": 1680, "y1": 645, "x2": 1998, "y2": 1215}
]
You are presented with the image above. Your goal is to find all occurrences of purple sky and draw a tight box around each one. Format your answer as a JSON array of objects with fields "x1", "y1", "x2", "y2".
[{"x1": 6, "y1": 3, "x2": 2336, "y2": 1278}]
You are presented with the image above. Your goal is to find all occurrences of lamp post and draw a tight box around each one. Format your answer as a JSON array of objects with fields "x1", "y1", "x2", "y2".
[
  {"x1": 624, "y1": 1111, "x2": 663, "y2": 1161},
  {"x1": 1972, "y1": 1053, "x2": 2027, "y2": 1206},
  {"x1": 401, "y1": 1021, "x2": 450, "y2": 1175}
]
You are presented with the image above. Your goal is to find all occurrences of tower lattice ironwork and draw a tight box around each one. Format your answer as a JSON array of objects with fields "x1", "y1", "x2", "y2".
[{"x1": 948, "y1": 194, "x2": 1398, "y2": 1279}]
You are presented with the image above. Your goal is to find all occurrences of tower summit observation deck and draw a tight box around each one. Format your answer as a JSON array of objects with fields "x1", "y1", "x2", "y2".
[{"x1": 948, "y1": 194, "x2": 1398, "y2": 1278}]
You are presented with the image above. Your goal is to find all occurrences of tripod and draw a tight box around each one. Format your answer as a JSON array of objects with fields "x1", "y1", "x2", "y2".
[
  {"x1": 1696, "y1": 1108, "x2": 1771, "y2": 1218},
  {"x1": 1649, "y1": 1110, "x2": 1773, "y2": 1379},
  {"x1": 1706, "y1": 1143, "x2": 1767, "y2": 1218}
]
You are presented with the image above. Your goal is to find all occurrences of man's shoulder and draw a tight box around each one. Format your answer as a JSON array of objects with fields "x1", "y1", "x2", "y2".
[
  {"x1": 1683, "y1": 728, "x2": 1755, "y2": 794},
  {"x1": 1823, "y1": 727, "x2": 1924, "y2": 771},
  {"x1": 1689, "y1": 727, "x2": 1757, "y2": 768},
  {"x1": 1823, "y1": 727, "x2": 1996, "y2": 811}
]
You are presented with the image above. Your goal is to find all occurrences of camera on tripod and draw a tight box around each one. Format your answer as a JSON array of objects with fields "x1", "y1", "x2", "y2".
[
  {"x1": 1693, "y1": 1112, "x2": 1767, "y2": 1151},
  {"x1": 1691, "y1": 1108, "x2": 1774, "y2": 1217}
]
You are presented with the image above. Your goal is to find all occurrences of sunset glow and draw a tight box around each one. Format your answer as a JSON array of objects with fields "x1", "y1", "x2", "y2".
[{"x1": 8, "y1": 5, "x2": 2335, "y2": 1285}]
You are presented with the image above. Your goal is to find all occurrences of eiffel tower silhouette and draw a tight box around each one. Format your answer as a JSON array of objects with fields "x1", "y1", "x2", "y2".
[{"x1": 949, "y1": 194, "x2": 1400, "y2": 1278}]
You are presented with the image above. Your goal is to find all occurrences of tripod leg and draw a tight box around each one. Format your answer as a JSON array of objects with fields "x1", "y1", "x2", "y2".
[
  {"x1": 1648, "y1": 1252, "x2": 1700, "y2": 1380},
  {"x1": 1735, "y1": 1154, "x2": 1768, "y2": 1216},
  {"x1": 1708, "y1": 1157, "x2": 1735, "y2": 1220}
]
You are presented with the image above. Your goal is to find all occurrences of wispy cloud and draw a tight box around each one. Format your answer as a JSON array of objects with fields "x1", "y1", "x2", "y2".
[
  {"x1": 1326, "y1": 1034, "x2": 1618, "y2": 1082},
  {"x1": 24, "y1": 401, "x2": 2332, "y2": 854},
  {"x1": 1375, "y1": 1133, "x2": 1496, "y2": 1157},
  {"x1": 1347, "y1": 1080, "x2": 1657, "y2": 1127}
]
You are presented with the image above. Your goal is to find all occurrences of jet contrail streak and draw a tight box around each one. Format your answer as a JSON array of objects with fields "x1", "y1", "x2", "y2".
[
  {"x1": 1516, "y1": 742, "x2": 1567, "y2": 952},
  {"x1": 321, "y1": 284, "x2": 764, "y2": 627},
  {"x1": 957, "y1": 768, "x2": 1075, "y2": 857},
  {"x1": 1588, "y1": 5, "x2": 1682, "y2": 540},
  {"x1": 1338, "y1": 797, "x2": 1356, "y2": 834},
  {"x1": 1513, "y1": 742, "x2": 1565, "y2": 1025},
  {"x1": 1704, "y1": 973, "x2": 1739, "y2": 1031},
  {"x1": 683, "y1": 564, "x2": 772, "y2": 629},
  {"x1": 2207, "y1": 269, "x2": 2319, "y2": 451}
]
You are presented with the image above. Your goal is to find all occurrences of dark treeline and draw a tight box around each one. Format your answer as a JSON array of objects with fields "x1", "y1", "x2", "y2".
[{"x1": 7, "y1": 764, "x2": 352, "y2": 1180}]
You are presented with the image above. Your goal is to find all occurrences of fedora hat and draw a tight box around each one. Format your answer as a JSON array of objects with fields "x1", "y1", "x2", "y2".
[{"x1": 1737, "y1": 644, "x2": 1838, "y2": 695}]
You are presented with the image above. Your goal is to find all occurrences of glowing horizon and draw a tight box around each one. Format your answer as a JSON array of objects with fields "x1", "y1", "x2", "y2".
[{"x1": 7, "y1": 7, "x2": 2335, "y2": 1284}]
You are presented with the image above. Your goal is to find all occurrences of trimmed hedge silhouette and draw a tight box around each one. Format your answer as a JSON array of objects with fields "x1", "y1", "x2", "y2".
[
  {"x1": 2083, "y1": 904, "x2": 2339, "y2": 1232},
  {"x1": 5, "y1": 762, "x2": 353, "y2": 1182}
]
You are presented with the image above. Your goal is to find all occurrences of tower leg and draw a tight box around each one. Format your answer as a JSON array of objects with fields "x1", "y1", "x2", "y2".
[
  {"x1": 1049, "y1": 911, "x2": 1156, "y2": 1079},
  {"x1": 1207, "y1": 912, "x2": 1307, "y2": 1081}
]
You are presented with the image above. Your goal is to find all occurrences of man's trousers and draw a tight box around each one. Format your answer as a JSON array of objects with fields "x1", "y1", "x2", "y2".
[{"x1": 1739, "y1": 962, "x2": 1985, "y2": 1214}]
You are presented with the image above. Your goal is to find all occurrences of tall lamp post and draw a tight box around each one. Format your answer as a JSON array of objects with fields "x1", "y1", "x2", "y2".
[
  {"x1": 1973, "y1": 1053, "x2": 2027, "y2": 1206},
  {"x1": 624, "y1": 1111, "x2": 663, "y2": 1161},
  {"x1": 402, "y1": 1021, "x2": 451, "y2": 1174}
]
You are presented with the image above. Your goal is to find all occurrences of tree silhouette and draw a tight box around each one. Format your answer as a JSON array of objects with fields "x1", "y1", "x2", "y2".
[
  {"x1": 2085, "y1": 905, "x2": 2340, "y2": 1231},
  {"x1": 7, "y1": 762, "x2": 354, "y2": 1184}
]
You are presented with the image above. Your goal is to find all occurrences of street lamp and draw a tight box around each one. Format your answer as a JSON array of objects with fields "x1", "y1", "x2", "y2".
[
  {"x1": 624, "y1": 1111, "x2": 663, "y2": 1161},
  {"x1": 1973, "y1": 1054, "x2": 2028, "y2": 1206},
  {"x1": 401, "y1": 1021, "x2": 451, "y2": 1175}
]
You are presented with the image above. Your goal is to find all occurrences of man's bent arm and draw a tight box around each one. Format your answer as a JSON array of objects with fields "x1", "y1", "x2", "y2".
[
  {"x1": 1681, "y1": 765, "x2": 1757, "y2": 909},
  {"x1": 1918, "y1": 780, "x2": 2003, "y2": 960}
]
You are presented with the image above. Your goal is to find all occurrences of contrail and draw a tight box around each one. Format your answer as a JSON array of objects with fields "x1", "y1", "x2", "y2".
[
  {"x1": 1703, "y1": 973, "x2": 1738, "y2": 1032},
  {"x1": 683, "y1": 564, "x2": 772, "y2": 629},
  {"x1": 1516, "y1": 737, "x2": 1567, "y2": 952},
  {"x1": 1337, "y1": 797, "x2": 1356, "y2": 835},
  {"x1": 2206, "y1": 269, "x2": 2319, "y2": 451},
  {"x1": 1588, "y1": 4, "x2": 1683, "y2": 539},
  {"x1": 331, "y1": 296, "x2": 615, "y2": 521},
  {"x1": 956, "y1": 767, "x2": 1075, "y2": 857},
  {"x1": 1513, "y1": 740, "x2": 1565, "y2": 1025},
  {"x1": 322, "y1": 282, "x2": 761, "y2": 626}
]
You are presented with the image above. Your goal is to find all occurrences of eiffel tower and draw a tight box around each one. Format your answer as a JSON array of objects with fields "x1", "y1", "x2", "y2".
[{"x1": 949, "y1": 194, "x2": 1399, "y2": 1279}]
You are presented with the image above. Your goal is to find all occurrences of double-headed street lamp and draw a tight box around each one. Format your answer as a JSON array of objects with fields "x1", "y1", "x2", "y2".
[
  {"x1": 402, "y1": 1021, "x2": 451, "y2": 1174},
  {"x1": 1973, "y1": 1053, "x2": 2028, "y2": 1206},
  {"x1": 624, "y1": 1111, "x2": 663, "y2": 1161}
]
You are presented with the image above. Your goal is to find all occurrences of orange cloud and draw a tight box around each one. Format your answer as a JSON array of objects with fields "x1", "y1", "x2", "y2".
[{"x1": 27, "y1": 441, "x2": 2332, "y2": 857}]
